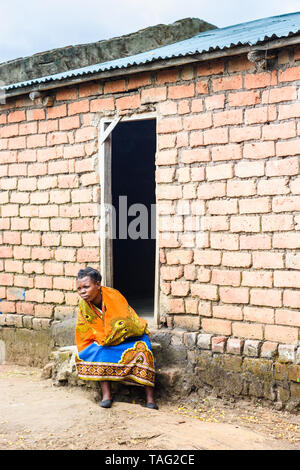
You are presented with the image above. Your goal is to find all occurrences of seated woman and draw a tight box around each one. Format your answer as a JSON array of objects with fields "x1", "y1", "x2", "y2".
[{"x1": 75, "y1": 267, "x2": 158, "y2": 409}]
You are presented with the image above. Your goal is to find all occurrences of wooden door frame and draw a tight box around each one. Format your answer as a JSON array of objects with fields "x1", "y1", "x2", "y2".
[{"x1": 98, "y1": 112, "x2": 159, "y2": 326}]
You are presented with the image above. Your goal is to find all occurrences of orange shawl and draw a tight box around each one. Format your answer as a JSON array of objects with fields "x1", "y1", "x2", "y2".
[{"x1": 75, "y1": 286, "x2": 149, "y2": 352}]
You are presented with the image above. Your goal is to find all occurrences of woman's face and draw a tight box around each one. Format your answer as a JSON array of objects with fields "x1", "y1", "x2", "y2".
[{"x1": 77, "y1": 276, "x2": 101, "y2": 303}]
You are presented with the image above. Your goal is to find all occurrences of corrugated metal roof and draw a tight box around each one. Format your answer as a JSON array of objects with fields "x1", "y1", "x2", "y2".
[{"x1": 4, "y1": 11, "x2": 300, "y2": 91}]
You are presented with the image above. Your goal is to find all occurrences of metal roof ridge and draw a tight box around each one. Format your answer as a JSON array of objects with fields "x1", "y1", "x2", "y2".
[{"x1": 3, "y1": 11, "x2": 300, "y2": 92}]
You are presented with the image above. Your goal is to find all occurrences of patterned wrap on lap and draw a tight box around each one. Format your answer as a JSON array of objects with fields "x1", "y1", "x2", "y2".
[
  {"x1": 75, "y1": 286, "x2": 149, "y2": 350},
  {"x1": 75, "y1": 334, "x2": 155, "y2": 387}
]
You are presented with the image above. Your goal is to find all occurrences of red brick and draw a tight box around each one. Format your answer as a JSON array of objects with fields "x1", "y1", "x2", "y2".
[
  {"x1": 266, "y1": 157, "x2": 299, "y2": 176},
  {"x1": 213, "y1": 109, "x2": 243, "y2": 127},
  {"x1": 181, "y1": 148, "x2": 210, "y2": 163},
  {"x1": 171, "y1": 281, "x2": 190, "y2": 296},
  {"x1": 8, "y1": 163, "x2": 27, "y2": 176},
  {"x1": 202, "y1": 318, "x2": 232, "y2": 335},
  {"x1": 212, "y1": 75, "x2": 242, "y2": 92},
  {"x1": 244, "y1": 71, "x2": 277, "y2": 89},
  {"x1": 228, "y1": 90, "x2": 260, "y2": 107},
  {"x1": 53, "y1": 277, "x2": 74, "y2": 291},
  {"x1": 104, "y1": 79, "x2": 126, "y2": 94},
  {"x1": 168, "y1": 83, "x2": 194, "y2": 99},
  {"x1": 68, "y1": 100, "x2": 89, "y2": 116},
  {"x1": 197, "y1": 182, "x2": 226, "y2": 199},
  {"x1": 205, "y1": 94, "x2": 225, "y2": 110},
  {"x1": 232, "y1": 322, "x2": 264, "y2": 340},
  {"x1": 178, "y1": 100, "x2": 190, "y2": 115},
  {"x1": 90, "y1": 97, "x2": 114, "y2": 112},
  {"x1": 166, "y1": 249, "x2": 193, "y2": 265},
  {"x1": 47, "y1": 104, "x2": 67, "y2": 119},
  {"x1": 245, "y1": 105, "x2": 277, "y2": 124},
  {"x1": 75, "y1": 126, "x2": 97, "y2": 143},
  {"x1": 9, "y1": 136, "x2": 26, "y2": 149},
  {"x1": 8, "y1": 110, "x2": 25, "y2": 123},
  {"x1": 116, "y1": 94, "x2": 141, "y2": 110},
  {"x1": 156, "y1": 185, "x2": 182, "y2": 200},
  {"x1": 197, "y1": 60, "x2": 224, "y2": 76},
  {"x1": 196, "y1": 80, "x2": 209, "y2": 94},
  {"x1": 279, "y1": 102, "x2": 300, "y2": 120},
  {"x1": 257, "y1": 178, "x2": 289, "y2": 196},
  {"x1": 262, "y1": 214, "x2": 293, "y2": 232},
  {"x1": 158, "y1": 117, "x2": 182, "y2": 134},
  {"x1": 276, "y1": 139, "x2": 300, "y2": 157},
  {"x1": 227, "y1": 180, "x2": 256, "y2": 197},
  {"x1": 265, "y1": 325, "x2": 298, "y2": 344},
  {"x1": 37, "y1": 205, "x2": 59, "y2": 218},
  {"x1": 16, "y1": 302, "x2": 34, "y2": 315},
  {"x1": 275, "y1": 308, "x2": 300, "y2": 327},
  {"x1": 56, "y1": 88, "x2": 77, "y2": 100},
  {"x1": 252, "y1": 251, "x2": 284, "y2": 269},
  {"x1": 156, "y1": 69, "x2": 178, "y2": 84},
  {"x1": 127, "y1": 73, "x2": 151, "y2": 90},
  {"x1": 155, "y1": 149, "x2": 177, "y2": 165},
  {"x1": 262, "y1": 86, "x2": 297, "y2": 103},
  {"x1": 244, "y1": 306, "x2": 274, "y2": 324},
  {"x1": 211, "y1": 269, "x2": 241, "y2": 286},
  {"x1": 203, "y1": 127, "x2": 228, "y2": 145},
  {"x1": 26, "y1": 109, "x2": 45, "y2": 121},
  {"x1": 230, "y1": 215, "x2": 259, "y2": 233},
  {"x1": 211, "y1": 144, "x2": 242, "y2": 161},
  {"x1": 194, "y1": 249, "x2": 221, "y2": 266},
  {"x1": 0, "y1": 302, "x2": 16, "y2": 313},
  {"x1": 168, "y1": 299, "x2": 185, "y2": 314},
  {"x1": 242, "y1": 271, "x2": 273, "y2": 288},
  {"x1": 272, "y1": 195, "x2": 300, "y2": 212},
  {"x1": 278, "y1": 66, "x2": 300, "y2": 82},
  {"x1": 230, "y1": 126, "x2": 261, "y2": 143},
  {"x1": 0, "y1": 273, "x2": 14, "y2": 286},
  {"x1": 161, "y1": 266, "x2": 183, "y2": 281},
  {"x1": 1, "y1": 204, "x2": 19, "y2": 217},
  {"x1": 44, "y1": 290, "x2": 64, "y2": 304},
  {"x1": 211, "y1": 233, "x2": 239, "y2": 251},
  {"x1": 220, "y1": 286, "x2": 249, "y2": 304},
  {"x1": 47, "y1": 131, "x2": 69, "y2": 147},
  {"x1": 42, "y1": 233, "x2": 60, "y2": 246},
  {"x1": 239, "y1": 197, "x2": 270, "y2": 214},
  {"x1": 191, "y1": 167, "x2": 205, "y2": 182},
  {"x1": 243, "y1": 141, "x2": 275, "y2": 159},
  {"x1": 59, "y1": 116, "x2": 80, "y2": 131},
  {"x1": 0, "y1": 150, "x2": 17, "y2": 164},
  {"x1": 183, "y1": 113, "x2": 212, "y2": 130},
  {"x1": 274, "y1": 271, "x2": 300, "y2": 289},
  {"x1": 283, "y1": 290, "x2": 300, "y2": 309},
  {"x1": 191, "y1": 283, "x2": 218, "y2": 300},
  {"x1": 240, "y1": 234, "x2": 271, "y2": 250},
  {"x1": 77, "y1": 248, "x2": 100, "y2": 263},
  {"x1": 0, "y1": 246, "x2": 13, "y2": 257},
  {"x1": 0, "y1": 124, "x2": 19, "y2": 138},
  {"x1": 213, "y1": 305, "x2": 243, "y2": 320},
  {"x1": 50, "y1": 218, "x2": 71, "y2": 231},
  {"x1": 223, "y1": 252, "x2": 252, "y2": 270},
  {"x1": 250, "y1": 288, "x2": 282, "y2": 307}
]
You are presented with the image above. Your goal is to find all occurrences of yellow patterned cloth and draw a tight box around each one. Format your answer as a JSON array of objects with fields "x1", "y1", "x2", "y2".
[{"x1": 75, "y1": 286, "x2": 155, "y2": 387}]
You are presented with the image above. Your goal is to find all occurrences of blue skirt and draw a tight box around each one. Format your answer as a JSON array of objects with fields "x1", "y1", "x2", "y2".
[{"x1": 75, "y1": 334, "x2": 155, "y2": 387}]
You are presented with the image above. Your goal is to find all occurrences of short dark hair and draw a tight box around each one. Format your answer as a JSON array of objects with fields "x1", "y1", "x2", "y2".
[{"x1": 77, "y1": 267, "x2": 102, "y2": 283}]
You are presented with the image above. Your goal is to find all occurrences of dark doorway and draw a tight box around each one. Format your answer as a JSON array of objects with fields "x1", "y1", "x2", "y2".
[{"x1": 111, "y1": 119, "x2": 156, "y2": 317}]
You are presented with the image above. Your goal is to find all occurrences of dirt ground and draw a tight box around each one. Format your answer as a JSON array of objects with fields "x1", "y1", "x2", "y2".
[{"x1": 0, "y1": 364, "x2": 299, "y2": 451}]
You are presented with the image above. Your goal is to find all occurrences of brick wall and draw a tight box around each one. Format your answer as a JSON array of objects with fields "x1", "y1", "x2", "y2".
[{"x1": 0, "y1": 45, "x2": 300, "y2": 362}]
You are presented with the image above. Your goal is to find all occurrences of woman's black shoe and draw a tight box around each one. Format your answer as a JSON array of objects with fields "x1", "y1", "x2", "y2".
[
  {"x1": 99, "y1": 399, "x2": 112, "y2": 408},
  {"x1": 145, "y1": 402, "x2": 158, "y2": 410}
]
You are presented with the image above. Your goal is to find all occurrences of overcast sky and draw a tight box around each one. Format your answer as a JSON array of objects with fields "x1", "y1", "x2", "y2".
[{"x1": 0, "y1": 0, "x2": 299, "y2": 63}]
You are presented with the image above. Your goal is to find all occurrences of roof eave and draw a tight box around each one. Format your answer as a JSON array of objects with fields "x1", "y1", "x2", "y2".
[{"x1": 3, "y1": 33, "x2": 300, "y2": 100}]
